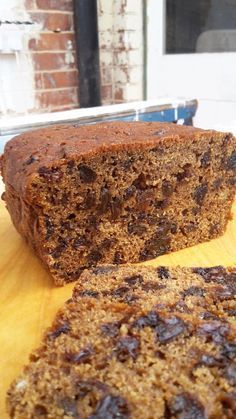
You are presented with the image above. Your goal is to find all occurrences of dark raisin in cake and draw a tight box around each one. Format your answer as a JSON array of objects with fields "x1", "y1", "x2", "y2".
[
  {"x1": 1, "y1": 122, "x2": 235, "y2": 285},
  {"x1": 7, "y1": 265, "x2": 236, "y2": 418}
]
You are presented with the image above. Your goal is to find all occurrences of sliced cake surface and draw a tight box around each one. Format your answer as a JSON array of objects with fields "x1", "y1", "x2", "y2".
[
  {"x1": 1, "y1": 122, "x2": 235, "y2": 284},
  {"x1": 7, "y1": 265, "x2": 236, "y2": 418}
]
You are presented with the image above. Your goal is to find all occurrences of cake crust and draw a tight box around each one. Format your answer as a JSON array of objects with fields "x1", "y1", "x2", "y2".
[
  {"x1": 7, "y1": 265, "x2": 236, "y2": 418},
  {"x1": 1, "y1": 122, "x2": 213, "y2": 197}
]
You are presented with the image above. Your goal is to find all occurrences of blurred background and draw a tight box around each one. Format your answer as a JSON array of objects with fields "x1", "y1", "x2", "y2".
[{"x1": 0, "y1": 0, "x2": 236, "y2": 131}]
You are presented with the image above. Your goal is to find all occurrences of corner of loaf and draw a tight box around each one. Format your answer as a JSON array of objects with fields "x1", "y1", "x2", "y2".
[{"x1": 1, "y1": 122, "x2": 236, "y2": 285}]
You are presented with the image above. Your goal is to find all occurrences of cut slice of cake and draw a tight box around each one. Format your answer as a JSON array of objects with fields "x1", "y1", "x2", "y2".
[
  {"x1": 7, "y1": 265, "x2": 236, "y2": 418},
  {"x1": 1, "y1": 122, "x2": 235, "y2": 285}
]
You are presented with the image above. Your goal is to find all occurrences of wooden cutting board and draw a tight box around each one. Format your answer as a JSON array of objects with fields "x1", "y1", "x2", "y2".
[{"x1": 0, "y1": 193, "x2": 236, "y2": 417}]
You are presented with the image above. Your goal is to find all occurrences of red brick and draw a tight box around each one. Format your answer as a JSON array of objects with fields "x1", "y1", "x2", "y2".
[
  {"x1": 29, "y1": 33, "x2": 75, "y2": 51},
  {"x1": 33, "y1": 52, "x2": 76, "y2": 71},
  {"x1": 114, "y1": 86, "x2": 124, "y2": 101},
  {"x1": 25, "y1": 0, "x2": 37, "y2": 9},
  {"x1": 35, "y1": 72, "x2": 44, "y2": 89},
  {"x1": 35, "y1": 0, "x2": 73, "y2": 11},
  {"x1": 30, "y1": 12, "x2": 73, "y2": 31},
  {"x1": 42, "y1": 70, "x2": 78, "y2": 88},
  {"x1": 36, "y1": 87, "x2": 78, "y2": 108},
  {"x1": 101, "y1": 85, "x2": 113, "y2": 102}
]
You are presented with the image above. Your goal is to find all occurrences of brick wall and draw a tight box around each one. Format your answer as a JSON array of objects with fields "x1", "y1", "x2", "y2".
[
  {"x1": 0, "y1": 0, "x2": 144, "y2": 115},
  {"x1": 26, "y1": 0, "x2": 79, "y2": 112}
]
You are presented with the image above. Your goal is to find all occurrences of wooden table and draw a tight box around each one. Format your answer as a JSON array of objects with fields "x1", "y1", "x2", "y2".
[{"x1": 0, "y1": 184, "x2": 235, "y2": 417}]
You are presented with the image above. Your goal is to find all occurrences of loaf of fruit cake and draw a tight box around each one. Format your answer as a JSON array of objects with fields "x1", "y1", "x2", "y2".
[
  {"x1": 7, "y1": 265, "x2": 236, "y2": 418},
  {"x1": 0, "y1": 122, "x2": 235, "y2": 285}
]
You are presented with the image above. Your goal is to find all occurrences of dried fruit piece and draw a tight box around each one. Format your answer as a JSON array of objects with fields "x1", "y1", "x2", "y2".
[
  {"x1": 58, "y1": 398, "x2": 79, "y2": 418},
  {"x1": 123, "y1": 294, "x2": 140, "y2": 304},
  {"x1": 157, "y1": 266, "x2": 170, "y2": 279},
  {"x1": 92, "y1": 266, "x2": 118, "y2": 275},
  {"x1": 152, "y1": 129, "x2": 165, "y2": 136},
  {"x1": 219, "y1": 392, "x2": 236, "y2": 415},
  {"x1": 228, "y1": 177, "x2": 236, "y2": 186},
  {"x1": 197, "y1": 354, "x2": 223, "y2": 367},
  {"x1": 114, "y1": 336, "x2": 140, "y2": 361},
  {"x1": 156, "y1": 221, "x2": 172, "y2": 237},
  {"x1": 136, "y1": 189, "x2": 154, "y2": 211},
  {"x1": 75, "y1": 380, "x2": 108, "y2": 400},
  {"x1": 132, "y1": 310, "x2": 161, "y2": 329},
  {"x1": 155, "y1": 316, "x2": 187, "y2": 344},
  {"x1": 124, "y1": 274, "x2": 144, "y2": 287},
  {"x1": 193, "y1": 184, "x2": 208, "y2": 206},
  {"x1": 67, "y1": 160, "x2": 75, "y2": 171},
  {"x1": 89, "y1": 395, "x2": 130, "y2": 419},
  {"x1": 133, "y1": 173, "x2": 147, "y2": 190},
  {"x1": 45, "y1": 217, "x2": 54, "y2": 240},
  {"x1": 97, "y1": 188, "x2": 111, "y2": 214},
  {"x1": 79, "y1": 290, "x2": 99, "y2": 298},
  {"x1": 112, "y1": 287, "x2": 129, "y2": 298},
  {"x1": 154, "y1": 199, "x2": 169, "y2": 209},
  {"x1": 123, "y1": 185, "x2": 136, "y2": 200},
  {"x1": 111, "y1": 197, "x2": 123, "y2": 220},
  {"x1": 47, "y1": 323, "x2": 70, "y2": 339},
  {"x1": 25, "y1": 155, "x2": 37, "y2": 165},
  {"x1": 51, "y1": 241, "x2": 67, "y2": 259},
  {"x1": 72, "y1": 236, "x2": 90, "y2": 249},
  {"x1": 122, "y1": 156, "x2": 135, "y2": 171},
  {"x1": 181, "y1": 287, "x2": 205, "y2": 298},
  {"x1": 34, "y1": 405, "x2": 48, "y2": 415},
  {"x1": 181, "y1": 222, "x2": 197, "y2": 235},
  {"x1": 101, "y1": 322, "x2": 120, "y2": 338},
  {"x1": 78, "y1": 165, "x2": 97, "y2": 183},
  {"x1": 213, "y1": 178, "x2": 222, "y2": 190},
  {"x1": 38, "y1": 166, "x2": 62, "y2": 182},
  {"x1": 225, "y1": 152, "x2": 236, "y2": 170},
  {"x1": 221, "y1": 342, "x2": 236, "y2": 360},
  {"x1": 139, "y1": 235, "x2": 171, "y2": 261},
  {"x1": 88, "y1": 250, "x2": 103, "y2": 263},
  {"x1": 162, "y1": 180, "x2": 174, "y2": 197},
  {"x1": 193, "y1": 266, "x2": 226, "y2": 283},
  {"x1": 127, "y1": 222, "x2": 147, "y2": 236},
  {"x1": 64, "y1": 346, "x2": 93, "y2": 364},
  {"x1": 199, "y1": 311, "x2": 219, "y2": 321},
  {"x1": 84, "y1": 190, "x2": 96, "y2": 209},
  {"x1": 173, "y1": 300, "x2": 191, "y2": 314},
  {"x1": 141, "y1": 282, "x2": 166, "y2": 292},
  {"x1": 197, "y1": 321, "x2": 229, "y2": 344},
  {"x1": 113, "y1": 251, "x2": 124, "y2": 264},
  {"x1": 200, "y1": 151, "x2": 211, "y2": 168},
  {"x1": 176, "y1": 164, "x2": 192, "y2": 182},
  {"x1": 212, "y1": 285, "x2": 235, "y2": 301},
  {"x1": 224, "y1": 363, "x2": 236, "y2": 386},
  {"x1": 101, "y1": 314, "x2": 132, "y2": 337},
  {"x1": 169, "y1": 393, "x2": 205, "y2": 419}
]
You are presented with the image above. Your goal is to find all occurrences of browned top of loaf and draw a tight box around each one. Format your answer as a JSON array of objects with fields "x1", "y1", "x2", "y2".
[{"x1": 0, "y1": 121, "x2": 223, "y2": 197}]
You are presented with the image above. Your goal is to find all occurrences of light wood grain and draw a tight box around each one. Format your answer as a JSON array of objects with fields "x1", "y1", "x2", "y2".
[{"x1": 0, "y1": 195, "x2": 235, "y2": 418}]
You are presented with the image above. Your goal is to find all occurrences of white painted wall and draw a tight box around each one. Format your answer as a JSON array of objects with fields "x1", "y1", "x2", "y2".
[{"x1": 0, "y1": 0, "x2": 35, "y2": 115}]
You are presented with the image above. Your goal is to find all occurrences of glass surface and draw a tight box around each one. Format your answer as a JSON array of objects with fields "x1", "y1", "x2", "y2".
[{"x1": 166, "y1": 0, "x2": 236, "y2": 53}]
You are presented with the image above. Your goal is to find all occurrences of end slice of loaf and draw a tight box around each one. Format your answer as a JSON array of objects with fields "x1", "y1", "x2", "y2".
[
  {"x1": 7, "y1": 265, "x2": 236, "y2": 418},
  {"x1": 1, "y1": 122, "x2": 235, "y2": 284}
]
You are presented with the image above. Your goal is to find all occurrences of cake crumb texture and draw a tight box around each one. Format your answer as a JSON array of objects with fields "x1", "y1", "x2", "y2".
[{"x1": 7, "y1": 265, "x2": 236, "y2": 418}]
